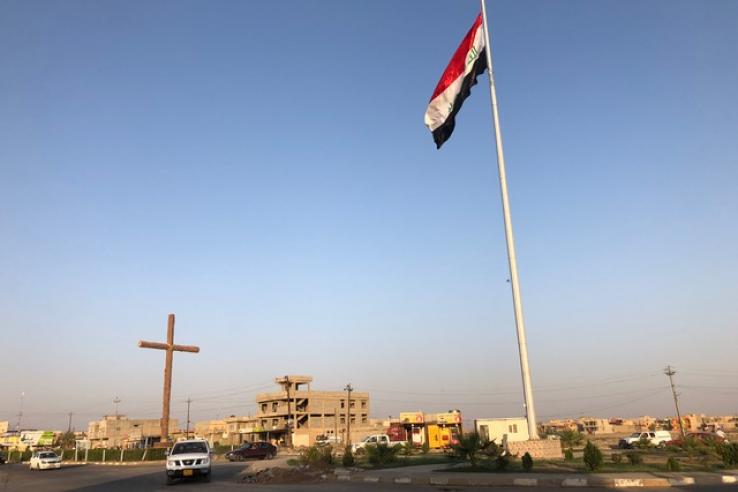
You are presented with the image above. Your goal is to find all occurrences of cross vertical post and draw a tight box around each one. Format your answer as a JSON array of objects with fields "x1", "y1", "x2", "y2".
[{"x1": 138, "y1": 313, "x2": 200, "y2": 444}]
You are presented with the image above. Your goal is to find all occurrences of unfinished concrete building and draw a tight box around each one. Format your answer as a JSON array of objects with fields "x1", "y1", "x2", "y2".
[{"x1": 255, "y1": 375, "x2": 378, "y2": 446}]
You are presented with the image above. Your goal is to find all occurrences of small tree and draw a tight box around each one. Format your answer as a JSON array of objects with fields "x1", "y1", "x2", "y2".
[
  {"x1": 558, "y1": 429, "x2": 584, "y2": 449},
  {"x1": 342, "y1": 446, "x2": 354, "y2": 467},
  {"x1": 564, "y1": 448, "x2": 574, "y2": 461},
  {"x1": 583, "y1": 441, "x2": 603, "y2": 471},
  {"x1": 56, "y1": 431, "x2": 76, "y2": 449},
  {"x1": 421, "y1": 440, "x2": 430, "y2": 454},
  {"x1": 522, "y1": 452, "x2": 534, "y2": 472}
]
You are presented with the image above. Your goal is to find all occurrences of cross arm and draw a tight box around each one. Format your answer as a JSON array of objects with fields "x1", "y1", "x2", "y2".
[
  {"x1": 138, "y1": 341, "x2": 168, "y2": 350},
  {"x1": 172, "y1": 344, "x2": 200, "y2": 353}
]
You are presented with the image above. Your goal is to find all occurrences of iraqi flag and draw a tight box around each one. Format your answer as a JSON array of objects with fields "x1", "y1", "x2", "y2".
[{"x1": 424, "y1": 14, "x2": 487, "y2": 149}]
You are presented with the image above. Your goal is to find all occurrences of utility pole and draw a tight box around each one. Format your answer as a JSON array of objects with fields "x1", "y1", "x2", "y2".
[
  {"x1": 664, "y1": 365, "x2": 686, "y2": 439},
  {"x1": 344, "y1": 384, "x2": 353, "y2": 446},
  {"x1": 186, "y1": 398, "x2": 192, "y2": 439},
  {"x1": 284, "y1": 376, "x2": 292, "y2": 448},
  {"x1": 113, "y1": 396, "x2": 122, "y2": 417},
  {"x1": 67, "y1": 412, "x2": 74, "y2": 433},
  {"x1": 16, "y1": 392, "x2": 24, "y2": 432}
]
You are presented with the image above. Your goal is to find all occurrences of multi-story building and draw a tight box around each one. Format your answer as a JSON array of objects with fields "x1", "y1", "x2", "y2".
[
  {"x1": 194, "y1": 415, "x2": 258, "y2": 447},
  {"x1": 255, "y1": 376, "x2": 377, "y2": 446},
  {"x1": 87, "y1": 415, "x2": 178, "y2": 448}
]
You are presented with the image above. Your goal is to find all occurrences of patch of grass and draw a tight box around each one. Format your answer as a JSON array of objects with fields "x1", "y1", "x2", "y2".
[{"x1": 358, "y1": 454, "x2": 455, "y2": 470}]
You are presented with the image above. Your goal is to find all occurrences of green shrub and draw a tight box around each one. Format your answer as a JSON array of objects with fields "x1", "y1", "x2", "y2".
[
  {"x1": 522, "y1": 452, "x2": 534, "y2": 472},
  {"x1": 718, "y1": 442, "x2": 738, "y2": 467},
  {"x1": 400, "y1": 442, "x2": 414, "y2": 456},
  {"x1": 583, "y1": 441, "x2": 603, "y2": 471},
  {"x1": 666, "y1": 456, "x2": 681, "y2": 471},
  {"x1": 564, "y1": 448, "x2": 574, "y2": 461},
  {"x1": 299, "y1": 445, "x2": 334, "y2": 470},
  {"x1": 366, "y1": 443, "x2": 402, "y2": 466},
  {"x1": 342, "y1": 446, "x2": 354, "y2": 467},
  {"x1": 496, "y1": 452, "x2": 512, "y2": 471},
  {"x1": 634, "y1": 437, "x2": 653, "y2": 449},
  {"x1": 626, "y1": 451, "x2": 643, "y2": 465},
  {"x1": 611, "y1": 452, "x2": 623, "y2": 464},
  {"x1": 451, "y1": 432, "x2": 492, "y2": 467}
]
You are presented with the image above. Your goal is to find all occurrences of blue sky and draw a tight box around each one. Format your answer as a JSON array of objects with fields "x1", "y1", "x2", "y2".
[{"x1": 1, "y1": 0, "x2": 737, "y2": 430}]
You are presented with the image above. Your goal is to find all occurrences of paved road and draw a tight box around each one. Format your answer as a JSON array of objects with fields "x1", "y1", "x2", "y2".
[{"x1": 0, "y1": 463, "x2": 734, "y2": 492}]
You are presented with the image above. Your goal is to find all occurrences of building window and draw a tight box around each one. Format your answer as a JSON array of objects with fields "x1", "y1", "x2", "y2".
[
  {"x1": 272, "y1": 402, "x2": 278, "y2": 412},
  {"x1": 261, "y1": 403, "x2": 267, "y2": 412},
  {"x1": 362, "y1": 417, "x2": 368, "y2": 424},
  {"x1": 350, "y1": 417, "x2": 356, "y2": 424},
  {"x1": 340, "y1": 417, "x2": 345, "y2": 424},
  {"x1": 350, "y1": 400, "x2": 355, "y2": 408},
  {"x1": 340, "y1": 400, "x2": 345, "y2": 409},
  {"x1": 272, "y1": 419, "x2": 279, "y2": 427},
  {"x1": 508, "y1": 424, "x2": 518, "y2": 433},
  {"x1": 261, "y1": 420, "x2": 267, "y2": 427},
  {"x1": 361, "y1": 400, "x2": 367, "y2": 409}
]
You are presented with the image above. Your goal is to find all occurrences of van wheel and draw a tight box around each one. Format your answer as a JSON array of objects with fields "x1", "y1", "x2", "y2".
[{"x1": 166, "y1": 476, "x2": 176, "y2": 485}]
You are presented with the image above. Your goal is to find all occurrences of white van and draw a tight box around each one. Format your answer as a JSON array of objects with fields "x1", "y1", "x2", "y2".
[{"x1": 618, "y1": 430, "x2": 672, "y2": 448}]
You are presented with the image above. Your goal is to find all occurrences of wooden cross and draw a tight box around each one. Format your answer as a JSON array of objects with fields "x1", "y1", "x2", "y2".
[{"x1": 138, "y1": 313, "x2": 199, "y2": 443}]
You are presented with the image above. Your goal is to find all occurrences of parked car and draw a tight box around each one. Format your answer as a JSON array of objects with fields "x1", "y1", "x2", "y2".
[
  {"x1": 351, "y1": 434, "x2": 406, "y2": 455},
  {"x1": 315, "y1": 434, "x2": 341, "y2": 446},
  {"x1": 225, "y1": 442, "x2": 277, "y2": 461},
  {"x1": 618, "y1": 431, "x2": 672, "y2": 448},
  {"x1": 29, "y1": 451, "x2": 61, "y2": 470},
  {"x1": 166, "y1": 439, "x2": 212, "y2": 484},
  {"x1": 666, "y1": 432, "x2": 728, "y2": 447}
]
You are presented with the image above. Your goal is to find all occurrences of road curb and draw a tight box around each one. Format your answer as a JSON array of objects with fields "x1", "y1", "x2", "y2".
[{"x1": 335, "y1": 472, "x2": 738, "y2": 487}]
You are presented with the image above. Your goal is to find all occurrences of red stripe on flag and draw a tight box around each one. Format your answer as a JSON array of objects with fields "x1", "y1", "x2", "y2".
[{"x1": 429, "y1": 14, "x2": 484, "y2": 101}]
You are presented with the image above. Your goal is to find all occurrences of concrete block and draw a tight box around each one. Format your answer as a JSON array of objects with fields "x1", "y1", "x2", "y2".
[
  {"x1": 513, "y1": 478, "x2": 538, "y2": 486},
  {"x1": 613, "y1": 478, "x2": 644, "y2": 487},
  {"x1": 561, "y1": 478, "x2": 589, "y2": 487},
  {"x1": 667, "y1": 477, "x2": 695, "y2": 486}
]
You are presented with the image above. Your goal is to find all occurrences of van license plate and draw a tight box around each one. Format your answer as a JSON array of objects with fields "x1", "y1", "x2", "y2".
[{"x1": 183, "y1": 469, "x2": 193, "y2": 477}]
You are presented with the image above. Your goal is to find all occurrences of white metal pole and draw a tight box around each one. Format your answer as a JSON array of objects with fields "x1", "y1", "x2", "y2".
[{"x1": 479, "y1": 0, "x2": 539, "y2": 440}]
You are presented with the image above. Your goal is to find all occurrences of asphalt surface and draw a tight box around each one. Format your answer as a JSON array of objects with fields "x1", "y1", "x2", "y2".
[{"x1": 0, "y1": 463, "x2": 736, "y2": 492}]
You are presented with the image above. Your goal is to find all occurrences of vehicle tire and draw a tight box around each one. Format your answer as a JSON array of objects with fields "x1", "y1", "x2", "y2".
[
  {"x1": 265, "y1": 452, "x2": 274, "y2": 460},
  {"x1": 166, "y1": 476, "x2": 176, "y2": 486},
  {"x1": 203, "y1": 468, "x2": 211, "y2": 482},
  {"x1": 657, "y1": 442, "x2": 666, "y2": 449},
  {"x1": 355, "y1": 448, "x2": 365, "y2": 456}
]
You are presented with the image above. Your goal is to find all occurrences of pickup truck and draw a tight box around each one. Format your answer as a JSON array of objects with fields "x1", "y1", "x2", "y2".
[{"x1": 351, "y1": 434, "x2": 406, "y2": 454}]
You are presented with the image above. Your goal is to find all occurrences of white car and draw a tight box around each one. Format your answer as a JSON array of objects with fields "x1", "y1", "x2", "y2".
[
  {"x1": 166, "y1": 439, "x2": 212, "y2": 484},
  {"x1": 29, "y1": 451, "x2": 61, "y2": 470},
  {"x1": 618, "y1": 430, "x2": 672, "y2": 448}
]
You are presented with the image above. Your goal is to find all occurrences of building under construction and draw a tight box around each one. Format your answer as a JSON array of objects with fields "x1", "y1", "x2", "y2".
[{"x1": 254, "y1": 376, "x2": 381, "y2": 446}]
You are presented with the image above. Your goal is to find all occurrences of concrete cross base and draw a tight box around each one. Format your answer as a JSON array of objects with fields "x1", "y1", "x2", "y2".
[{"x1": 507, "y1": 439, "x2": 563, "y2": 459}]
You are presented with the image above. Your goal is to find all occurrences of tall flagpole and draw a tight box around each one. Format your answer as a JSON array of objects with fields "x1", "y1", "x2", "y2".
[{"x1": 480, "y1": 0, "x2": 539, "y2": 440}]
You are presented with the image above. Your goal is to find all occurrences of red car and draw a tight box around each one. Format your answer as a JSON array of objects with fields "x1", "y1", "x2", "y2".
[
  {"x1": 666, "y1": 432, "x2": 727, "y2": 447},
  {"x1": 225, "y1": 442, "x2": 277, "y2": 461}
]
